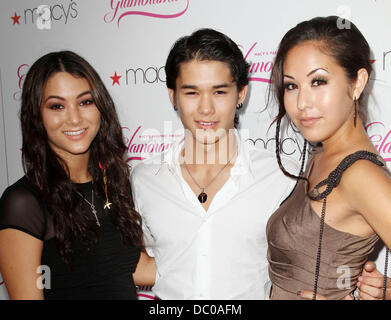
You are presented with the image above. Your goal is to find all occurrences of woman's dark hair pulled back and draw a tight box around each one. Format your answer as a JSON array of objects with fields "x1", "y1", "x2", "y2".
[{"x1": 268, "y1": 16, "x2": 372, "y2": 180}]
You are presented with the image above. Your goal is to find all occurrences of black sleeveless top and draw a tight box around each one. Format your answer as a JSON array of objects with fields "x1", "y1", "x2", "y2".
[{"x1": 0, "y1": 176, "x2": 140, "y2": 300}]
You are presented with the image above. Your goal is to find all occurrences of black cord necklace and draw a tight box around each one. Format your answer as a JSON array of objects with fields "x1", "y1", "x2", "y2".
[{"x1": 183, "y1": 151, "x2": 237, "y2": 203}]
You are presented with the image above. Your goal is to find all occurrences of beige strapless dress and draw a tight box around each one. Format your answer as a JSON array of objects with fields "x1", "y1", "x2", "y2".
[{"x1": 266, "y1": 149, "x2": 380, "y2": 300}]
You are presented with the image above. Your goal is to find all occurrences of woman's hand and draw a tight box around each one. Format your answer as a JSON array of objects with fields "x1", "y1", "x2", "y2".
[
  {"x1": 298, "y1": 260, "x2": 391, "y2": 300},
  {"x1": 357, "y1": 261, "x2": 391, "y2": 300}
]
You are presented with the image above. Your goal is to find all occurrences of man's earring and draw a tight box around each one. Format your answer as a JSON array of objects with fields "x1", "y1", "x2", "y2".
[
  {"x1": 353, "y1": 97, "x2": 357, "y2": 127},
  {"x1": 236, "y1": 103, "x2": 243, "y2": 110},
  {"x1": 173, "y1": 105, "x2": 178, "y2": 111}
]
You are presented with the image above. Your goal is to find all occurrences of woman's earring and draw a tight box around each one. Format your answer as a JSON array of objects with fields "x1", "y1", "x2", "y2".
[
  {"x1": 236, "y1": 103, "x2": 243, "y2": 110},
  {"x1": 353, "y1": 98, "x2": 357, "y2": 128},
  {"x1": 99, "y1": 162, "x2": 112, "y2": 210},
  {"x1": 173, "y1": 105, "x2": 178, "y2": 111}
]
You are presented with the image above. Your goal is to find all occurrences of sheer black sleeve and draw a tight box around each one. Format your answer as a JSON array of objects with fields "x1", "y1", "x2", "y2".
[{"x1": 0, "y1": 177, "x2": 47, "y2": 241}]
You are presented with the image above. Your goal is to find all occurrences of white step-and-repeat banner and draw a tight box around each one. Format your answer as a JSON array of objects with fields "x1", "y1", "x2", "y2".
[{"x1": 0, "y1": 0, "x2": 390, "y2": 300}]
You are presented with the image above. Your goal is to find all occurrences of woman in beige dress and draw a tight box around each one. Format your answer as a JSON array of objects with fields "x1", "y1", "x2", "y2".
[{"x1": 266, "y1": 16, "x2": 391, "y2": 300}]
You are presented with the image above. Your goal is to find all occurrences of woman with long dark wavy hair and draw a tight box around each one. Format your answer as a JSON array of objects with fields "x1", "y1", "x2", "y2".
[
  {"x1": 266, "y1": 16, "x2": 391, "y2": 300},
  {"x1": 0, "y1": 51, "x2": 155, "y2": 299}
]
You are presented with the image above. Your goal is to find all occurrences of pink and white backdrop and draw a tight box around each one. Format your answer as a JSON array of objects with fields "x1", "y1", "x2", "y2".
[{"x1": 0, "y1": 0, "x2": 390, "y2": 300}]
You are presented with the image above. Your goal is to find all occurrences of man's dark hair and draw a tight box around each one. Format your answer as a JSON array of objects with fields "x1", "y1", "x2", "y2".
[{"x1": 165, "y1": 28, "x2": 249, "y2": 91}]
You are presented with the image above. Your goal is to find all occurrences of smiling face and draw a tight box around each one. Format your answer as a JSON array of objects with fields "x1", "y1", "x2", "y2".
[
  {"x1": 169, "y1": 59, "x2": 247, "y2": 146},
  {"x1": 40, "y1": 72, "x2": 101, "y2": 161},
  {"x1": 283, "y1": 41, "x2": 361, "y2": 143}
]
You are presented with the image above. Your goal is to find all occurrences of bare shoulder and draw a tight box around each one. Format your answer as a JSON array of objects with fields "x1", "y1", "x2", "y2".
[
  {"x1": 0, "y1": 228, "x2": 43, "y2": 254},
  {"x1": 341, "y1": 158, "x2": 390, "y2": 186},
  {"x1": 339, "y1": 158, "x2": 391, "y2": 206}
]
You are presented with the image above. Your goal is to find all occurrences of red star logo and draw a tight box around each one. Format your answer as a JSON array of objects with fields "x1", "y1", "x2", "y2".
[
  {"x1": 110, "y1": 72, "x2": 121, "y2": 86},
  {"x1": 11, "y1": 12, "x2": 21, "y2": 25},
  {"x1": 370, "y1": 59, "x2": 376, "y2": 64}
]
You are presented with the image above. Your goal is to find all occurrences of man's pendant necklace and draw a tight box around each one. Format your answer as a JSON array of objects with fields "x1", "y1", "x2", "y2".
[
  {"x1": 75, "y1": 188, "x2": 101, "y2": 227},
  {"x1": 198, "y1": 188, "x2": 207, "y2": 203},
  {"x1": 183, "y1": 151, "x2": 237, "y2": 204}
]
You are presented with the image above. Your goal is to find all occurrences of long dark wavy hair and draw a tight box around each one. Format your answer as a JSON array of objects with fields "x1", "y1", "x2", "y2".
[
  {"x1": 268, "y1": 16, "x2": 373, "y2": 179},
  {"x1": 21, "y1": 51, "x2": 143, "y2": 265}
]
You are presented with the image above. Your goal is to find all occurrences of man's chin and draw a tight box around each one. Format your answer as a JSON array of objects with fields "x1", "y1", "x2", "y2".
[{"x1": 195, "y1": 137, "x2": 221, "y2": 146}]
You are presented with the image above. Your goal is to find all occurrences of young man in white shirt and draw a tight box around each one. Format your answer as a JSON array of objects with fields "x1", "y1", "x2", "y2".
[
  {"x1": 130, "y1": 28, "x2": 390, "y2": 300},
  {"x1": 130, "y1": 28, "x2": 298, "y2": 299}
]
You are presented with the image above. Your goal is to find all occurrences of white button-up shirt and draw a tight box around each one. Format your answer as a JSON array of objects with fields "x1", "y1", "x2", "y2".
[{"x1": 130, "y1": 130, "x2": 298, "y2": 299}]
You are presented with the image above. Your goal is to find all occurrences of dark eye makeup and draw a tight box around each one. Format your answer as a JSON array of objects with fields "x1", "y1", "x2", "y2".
[
  {"x1": 283, "y1": 76, "x2": 328, "y2": 91},
  {"x1": 48, "y1": 104, "x2": 64, "y2": 110},
  {"x1": 312, "y1": 77, "x2": 327, "y2": 86},
  {"x1": 284, "y1": 82, "x2": 297, "y2": 90},
  {"x1": 80, "y1": 99, "x2": 94, "y2": 106}
]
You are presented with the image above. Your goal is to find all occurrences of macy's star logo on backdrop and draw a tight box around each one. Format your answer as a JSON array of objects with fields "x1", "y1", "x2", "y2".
[
  {"x1": 110, "y1": 72, "x2": 122, "y2": 86},
  {"x1": 11, "y1": 12, "x2": 21, "y2": 25}
]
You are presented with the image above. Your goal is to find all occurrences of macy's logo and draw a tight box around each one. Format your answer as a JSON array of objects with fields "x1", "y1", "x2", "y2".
[
  {"x1": 247, "y1": 136, "x2": 305, "y2": 159},
  {"x1": 104, "y1": 0, "x2": 190, "y2": 27},
  {"x1": 109, "y1": 65, "x2": 166, "y2": 86},
  {"x1": 11, "y1": 0, "x2": 78, "y2": 26},
  {"x1": 366, "y1": 121, "x2": 391, "y2": 162}
]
